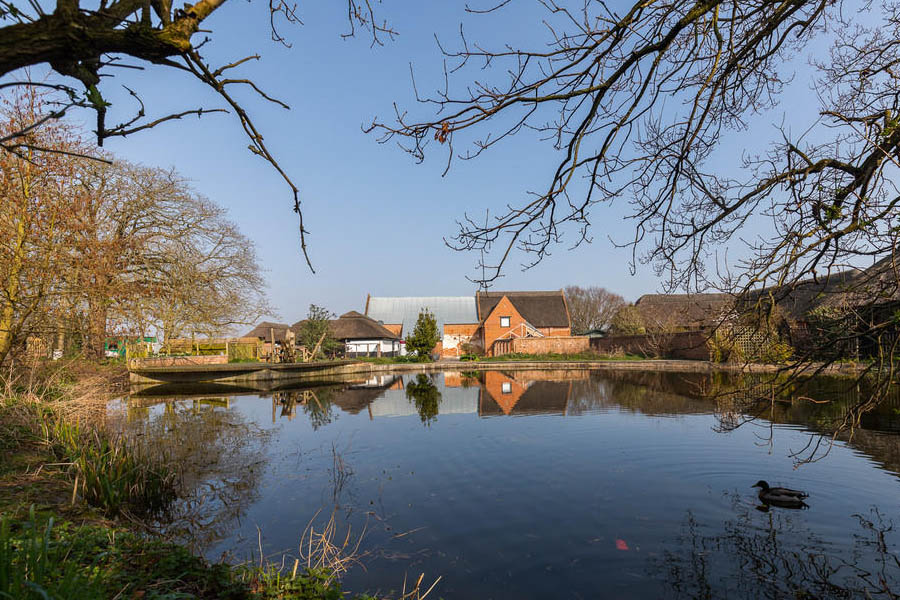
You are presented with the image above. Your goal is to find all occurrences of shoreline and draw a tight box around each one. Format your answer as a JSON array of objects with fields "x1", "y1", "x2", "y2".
[{"x1": 127, "y1": 357, "x2": 867, "y2": 395}]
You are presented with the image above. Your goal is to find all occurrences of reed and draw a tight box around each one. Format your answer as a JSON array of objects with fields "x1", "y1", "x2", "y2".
[{"x1": 44, "y1": 417, "x2": 178, "y2": 517}]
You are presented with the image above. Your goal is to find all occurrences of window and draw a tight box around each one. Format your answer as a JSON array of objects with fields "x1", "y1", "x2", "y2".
[
  {"x1": 500, "y1": 316, "x2": 511, "y2": 328},
  {"x1": 501, "y1": 382, "x2": 512, "y2": 394}
]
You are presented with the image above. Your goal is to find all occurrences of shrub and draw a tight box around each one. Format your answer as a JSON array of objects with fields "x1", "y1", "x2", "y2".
[
  {"x1": 610, "y1": 305, "x2": 646, "y2": 335},
  {"x1": 707, "y1": 330, "x2": 744, "y2": 363},
  {"x1": 405, "y1": 310, "x2": 440, "y2": 359},
  {"x1": 757, "y1": 340, "x2": 794, "y2": 364}
]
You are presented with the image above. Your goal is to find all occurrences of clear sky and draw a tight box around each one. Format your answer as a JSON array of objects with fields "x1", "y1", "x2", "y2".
[{"x1": 80, "y1": 1, "x2": 837, "y2": 325}]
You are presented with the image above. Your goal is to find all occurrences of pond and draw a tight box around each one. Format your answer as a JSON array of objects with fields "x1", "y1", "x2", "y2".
[{"x1": 115, "y1": 369, "x2": 900, "y2": 599}]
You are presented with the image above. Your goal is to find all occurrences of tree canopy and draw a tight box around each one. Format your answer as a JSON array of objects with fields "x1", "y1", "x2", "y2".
[
  {"x1": 0, "y1": 88, "x2": 272, "y2": 362},
  {"x1": 565, "y1": 286, "x2": 625, "y2": 334}
]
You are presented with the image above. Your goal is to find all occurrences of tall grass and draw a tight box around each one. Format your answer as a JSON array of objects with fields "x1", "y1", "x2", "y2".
[
  {"x1": 1, "y1": 366, "x2": 178, "y2": 518},
  {"x1": 0, "y1": 507, "x2": 102, "y2": 600},
  {"x1": 46, "y1": 418, "x2": 178, "y2": 517}
]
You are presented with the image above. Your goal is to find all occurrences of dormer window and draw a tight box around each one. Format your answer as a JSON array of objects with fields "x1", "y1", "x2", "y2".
[
  {"x1": 500, "y1": 316, "x2": 510, "y2": 328},
  {"x1": 501, "y1": 382, "x2": 512, "y2": 394}
]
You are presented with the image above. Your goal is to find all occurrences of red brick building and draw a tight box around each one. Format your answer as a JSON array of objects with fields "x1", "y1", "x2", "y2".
[{"x1": 472, "y1": 290, "x2": 572, "y2": 356}]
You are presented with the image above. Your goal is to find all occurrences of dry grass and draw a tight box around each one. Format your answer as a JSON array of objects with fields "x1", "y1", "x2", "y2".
[
  {"x1": 298, "y1": 509, "x2": 369, "y2": 584},
  {"x1": 394, "y1": 572, "x2": 442, "y2": 600},
  {"x1": 294, "y1": 509, "x2": 441, "y2": 599}
]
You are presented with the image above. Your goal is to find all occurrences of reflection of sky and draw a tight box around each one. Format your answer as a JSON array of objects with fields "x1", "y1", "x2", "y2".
[
  {"x1": 369, "y1": 385, "x2": 478, "y2": 418},
  {"x1": 131, "y1": 372, "x2": 900, "y2": 599}
]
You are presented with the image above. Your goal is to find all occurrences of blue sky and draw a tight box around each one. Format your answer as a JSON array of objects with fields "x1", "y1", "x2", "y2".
[{"x1": 79, "y1": 1, "x2": 838, "y2": 324}]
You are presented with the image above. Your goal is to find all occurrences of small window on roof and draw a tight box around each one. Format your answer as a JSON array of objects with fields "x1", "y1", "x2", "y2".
[
  {"x1": 500, "y1": 316, "x2": 510, "y2": 328},
  {"x1": 501, "y1": 382, "x2": 512, "y2": 394}
]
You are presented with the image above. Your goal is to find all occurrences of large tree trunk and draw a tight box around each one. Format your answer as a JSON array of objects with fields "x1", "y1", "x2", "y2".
[{"x1": 86, "y1": 299, "x2": 108, "y2": 360}]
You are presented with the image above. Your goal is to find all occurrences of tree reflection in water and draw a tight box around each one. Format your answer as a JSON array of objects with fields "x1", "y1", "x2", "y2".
[
  {"x1": 655, "y1": 497, "x2": 900, "y2": 599},
  {"x1": 405, "y1": 374, "x2": 442, "y2": 426},
  {"x1": 122, "y1": 398, "x2": 271, "y2": 552},
  {"x1": 273, "y1": 389, "x2": 337, "y2": 430}
]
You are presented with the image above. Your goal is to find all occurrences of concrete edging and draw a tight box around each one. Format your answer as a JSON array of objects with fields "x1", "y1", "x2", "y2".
[{"x1": 128, "y1": 357, "x2": 862, "y2": 386}]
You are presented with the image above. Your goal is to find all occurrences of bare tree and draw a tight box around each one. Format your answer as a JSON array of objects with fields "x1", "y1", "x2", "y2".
[
  {"x1": 564, "y1": 285, "x2": 624, "y2": 334},
  {"x1": 65, "y1": 160, "x2": 273, "y2": 355},
  {"x1": 0, "y1": 88, "x2": 84, "y2": 363},
  {"x1": 0, "y1": 2, "x2": 394, "y2": 270},
  {"x1": 369, "y1": 1, "x2": 900, "y2": 428}
]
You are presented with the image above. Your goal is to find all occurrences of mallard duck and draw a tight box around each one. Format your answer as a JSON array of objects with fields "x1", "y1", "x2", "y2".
[{"x1": 753, "y1": 480, "x2": 809, "y2": 508}]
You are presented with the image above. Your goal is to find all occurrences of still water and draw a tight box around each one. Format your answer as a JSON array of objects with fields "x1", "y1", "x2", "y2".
[{"x1": 116, "y1": 370, "x2": 900, "y2": 599}]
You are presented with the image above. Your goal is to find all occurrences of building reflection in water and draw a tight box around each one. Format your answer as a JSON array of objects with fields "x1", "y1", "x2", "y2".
[{"x1": 126, "y1": 369, "x2": 900, "y2": 485}]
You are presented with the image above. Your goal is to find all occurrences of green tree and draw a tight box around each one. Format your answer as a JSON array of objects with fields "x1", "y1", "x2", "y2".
[
  {"x1": 405, "y1": 309, "x2": 439, "y2": 359},
  {"x1": 297, "y1": 304, "x2": 338, "y2": 359},
  {"x1": 405, "y1": 374, "x2": 441, "y2": 426},
  {"x1": 610, "y1": 305, "x2": 646, "y2": 336}
]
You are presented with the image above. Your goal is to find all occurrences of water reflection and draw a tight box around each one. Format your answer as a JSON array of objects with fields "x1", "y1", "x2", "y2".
[
  {"x1": 655, "y1": 502, "x2": 900, "y2": 599},
  {"x1": 405, "y1": 374, "x2": 442, "y2": 426},
  {"x1": 121, "y1": 370, "x2": 900, "y2": 598},
  {"x1": 116, "y1": 396, "x2": 271, "y2": 551}
]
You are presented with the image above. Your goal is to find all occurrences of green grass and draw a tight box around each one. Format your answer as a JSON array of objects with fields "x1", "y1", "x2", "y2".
[
  {"x1": 47, "y1": 418, "x2": 178, "y2": 517},
  {"x1": 0, "y1": 508, "x2": 386, "y2": 599},
  {"x1": 352, "y1": 355, "x2": 431, "y2": 364}
]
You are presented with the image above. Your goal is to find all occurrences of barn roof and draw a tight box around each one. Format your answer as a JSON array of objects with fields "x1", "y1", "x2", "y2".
[
  {"x1": 751, "y1": 255, "x2": 900, "y2": 320},
  {"x1": 365, "y1": 296, "x2": 478, "y2": 336},
  {"x1": 476, "y1": 290, "x2": 571, "y2": 328}
]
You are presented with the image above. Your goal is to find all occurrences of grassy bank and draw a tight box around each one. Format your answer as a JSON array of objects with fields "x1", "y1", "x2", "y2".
[
  {"x1": 0, "y1": 363, "x2": 433, "y2": 600},
  {"x1": 352, "y1": 355, "x2": 431, "y2": 365},
  {"x1": 473, "y1": 351, "x2": 645, "y2": 362}
]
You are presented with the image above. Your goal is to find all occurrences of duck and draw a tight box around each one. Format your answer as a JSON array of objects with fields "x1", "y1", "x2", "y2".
[{"x1": 752, "y1": 480, "x2": 809, "y2": 508}]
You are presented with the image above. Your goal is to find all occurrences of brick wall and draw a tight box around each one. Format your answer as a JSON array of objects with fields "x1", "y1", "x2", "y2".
[
  {"x1": 541, "y1": 327, "x2": 573, "y2": 337},
  {"x1": 442, "y1": 323, "x2": 480, "y2": 357},
  {"x1": 590, "y1": 331, "x2": 710, "y2": 360},
  {"x1": 129, "y1": 355, "x2": 228, "y2": 368},
  {"x1": 508, "y1": 336, "x2": 590, "y2": 355}
]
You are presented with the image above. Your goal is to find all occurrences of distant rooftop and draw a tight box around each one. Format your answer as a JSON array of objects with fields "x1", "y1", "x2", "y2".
[
  {"x1": 476, "y1": 290, "x2": 570, "y2": 328},
  {"x1": 365, "y1": 296, "x2": 478, "y2": 336}
]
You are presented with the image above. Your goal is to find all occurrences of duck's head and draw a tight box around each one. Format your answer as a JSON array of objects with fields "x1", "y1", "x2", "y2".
[{"x1": 752, "y1": 480, "x2": 770, "y2": 490}]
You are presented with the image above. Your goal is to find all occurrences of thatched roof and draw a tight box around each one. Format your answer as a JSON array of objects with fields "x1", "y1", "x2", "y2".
[
  {"x1": 634, "y1": 293, "x2": 732, "y2": 330},
  {"x1": 476, "y1": 290, "x2": 570, "y2": 328},
  {"x1": 291, "y1": 311, "x2": 399, "y2": 342},
  {"x1": 244, "y1": 321, "x2": 291, "y2": 342},
  {"x1": 331, "y1": 311, "x2": 399, "y2": 341}
]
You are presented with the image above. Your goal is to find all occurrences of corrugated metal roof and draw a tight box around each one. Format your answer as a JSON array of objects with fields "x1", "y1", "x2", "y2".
[{"x1": 365, "y1": 296, "x2": 477, "y2": 336}]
